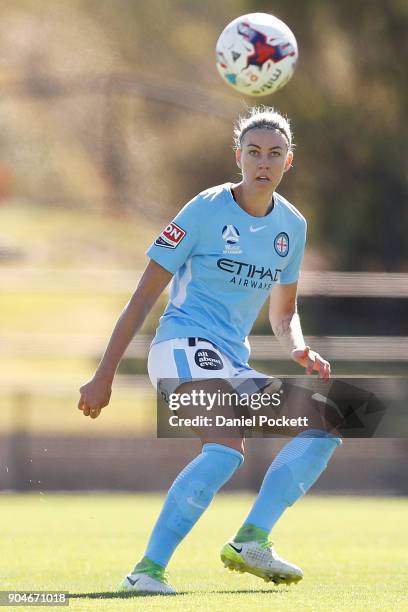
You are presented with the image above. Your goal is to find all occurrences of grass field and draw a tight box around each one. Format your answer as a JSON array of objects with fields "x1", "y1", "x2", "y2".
[{"x1": 1, "y1": 494, "x2": 407, "y2": 611}]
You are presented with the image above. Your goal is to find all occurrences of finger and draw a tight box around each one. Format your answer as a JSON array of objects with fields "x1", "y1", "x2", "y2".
[
  {"x1": 78, "y1": 397, "x2": 85, "y2": 411},
  {"x1": 306, "y1": 353, "x2": 315, "y2": 375},
  {"x1": 321, "y1": 361, "x2": 331, "y2": 380},
  {"x1": 90, "y1": 408, "x2": 101, "y2": 419},
  {"x1": 322, "y1": 361, "x2": 331, "y2": 380},
  {"x1": 317, "y1": 361, "x2": 328, "y2": 380},
  {"x1": 82, "y1": 403, "x2": 91, "y2": 416},
  {"x1": 313, "y1": 355, "x2": 323, "y2": 377},
  {"x1": 311, "y1": 352, "x2": 323, "y2": 374}
]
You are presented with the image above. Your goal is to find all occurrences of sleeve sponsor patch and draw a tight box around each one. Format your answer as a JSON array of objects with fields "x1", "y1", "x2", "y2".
[{"x1": 154, "y1": 222, "x2": 187, "y2": 249}]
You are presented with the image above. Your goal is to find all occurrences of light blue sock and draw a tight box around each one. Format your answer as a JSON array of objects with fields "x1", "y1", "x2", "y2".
[
  {"x1": 144, "y1": 443, "x2": 244, "y2": 567},
  {"x1": 243, "y1": 429, "x2": 342, "y2": 534}
]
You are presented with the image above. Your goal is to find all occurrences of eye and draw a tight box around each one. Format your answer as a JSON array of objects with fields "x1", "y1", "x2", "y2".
[
  {"x1": 270, "y1": 151, "x2": 282, "y2": 157},
  {"x1": 248, "y1": 149, "x2": 259, "y2": 156}
]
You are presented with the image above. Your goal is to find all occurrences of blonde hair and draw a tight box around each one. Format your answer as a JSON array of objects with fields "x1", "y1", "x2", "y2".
[{"x1": 233, "y1": 106, "x2": 293, "y2": 151}]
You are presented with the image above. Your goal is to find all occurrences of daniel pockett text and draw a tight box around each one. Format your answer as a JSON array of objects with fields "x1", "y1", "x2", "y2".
[{"x1": 167, "y1": 389, "x2": 308, "y2": 429}]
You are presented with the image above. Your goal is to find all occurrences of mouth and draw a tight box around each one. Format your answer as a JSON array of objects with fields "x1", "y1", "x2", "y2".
[{"x1": 256, "y1": 176, "x2": 270, "y2": 183}]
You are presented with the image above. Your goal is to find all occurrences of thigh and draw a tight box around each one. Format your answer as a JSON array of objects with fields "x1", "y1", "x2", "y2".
[
  {"x1": 148, "y1": 339, "x2": 243, "y2": 452},
  {"x1": 231, "y1": 366, "x2": 317, "y2": 437},
  {"x1": 176, "y1": 378, "x2": 245, "y2": 454},
  {"x1": 233, "y1": 368, "x2": 336, "y2": 436}
]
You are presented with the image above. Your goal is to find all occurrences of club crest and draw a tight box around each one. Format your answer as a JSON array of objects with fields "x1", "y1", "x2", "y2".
[{"x1": 274, "y1": 232, "x2": 289, "y2": 257}]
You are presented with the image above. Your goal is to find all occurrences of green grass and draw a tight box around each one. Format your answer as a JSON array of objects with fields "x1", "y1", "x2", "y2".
[{"x1": 1, "y1": 494, "x2": 407, "y2": 611}]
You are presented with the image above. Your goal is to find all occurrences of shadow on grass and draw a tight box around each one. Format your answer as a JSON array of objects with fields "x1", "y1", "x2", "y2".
[
  {"x1": 69, "y1": 588, "x2": 288, "y2": 599},
  {"x1": 69, "y1": 592, "x2": 186, "y2": 599},
  {"x1": 214, "y1": 589, "x2": 290, "y2": 595}
]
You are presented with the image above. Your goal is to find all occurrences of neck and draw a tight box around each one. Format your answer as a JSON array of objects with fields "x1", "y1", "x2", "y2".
[{"x1": 232, "y1": 182, "x2": 274, "y2": 217}]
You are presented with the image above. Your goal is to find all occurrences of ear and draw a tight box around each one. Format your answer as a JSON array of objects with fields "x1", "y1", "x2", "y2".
[
  {"x1": 235, "y1": 148, "x2": 242, "y2": 169},
  {"x1": 283, "y1": 150, "x2": 294, "y2": 173}
]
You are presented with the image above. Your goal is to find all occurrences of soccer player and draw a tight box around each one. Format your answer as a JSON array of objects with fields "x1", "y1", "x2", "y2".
[{"x1": 78, "y1": 106, "x2": 341, "y2": 595}]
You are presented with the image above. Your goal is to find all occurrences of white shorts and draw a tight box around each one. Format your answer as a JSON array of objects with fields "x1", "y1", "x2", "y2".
[{"x1": 148, "y1": 337, "x2": 275, "y2": 399}]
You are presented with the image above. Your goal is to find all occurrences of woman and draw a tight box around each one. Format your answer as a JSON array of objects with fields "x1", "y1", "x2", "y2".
[{"x1": 78, "y1": 106, "x2": 341, "y2": 595}]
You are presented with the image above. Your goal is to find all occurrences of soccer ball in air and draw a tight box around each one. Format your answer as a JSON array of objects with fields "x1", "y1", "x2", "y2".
[{"x1": 216, "y1": 13, "x2": 298, "y2": 96}]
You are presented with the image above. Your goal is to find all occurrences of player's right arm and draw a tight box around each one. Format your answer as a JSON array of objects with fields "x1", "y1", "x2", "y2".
[{"x1": 78, "y1": 259, "x2": 172, "y2": 419}]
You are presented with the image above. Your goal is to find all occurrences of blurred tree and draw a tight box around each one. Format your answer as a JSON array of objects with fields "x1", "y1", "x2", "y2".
[
  {"x1": 248, "y1": 0, "x2": 408, "y2": 271},
  {"x1": 0, "y1": 0, "x2": 406, "y2": 270}
]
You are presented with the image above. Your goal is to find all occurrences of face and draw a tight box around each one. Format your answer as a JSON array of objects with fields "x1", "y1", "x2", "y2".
[{"x1": 235, "y1": 128, "x2": 293, "y2": 193}]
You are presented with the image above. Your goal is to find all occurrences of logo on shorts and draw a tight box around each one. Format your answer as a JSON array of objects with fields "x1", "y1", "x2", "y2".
[
  {"x1": 274, "y1": 232, "x2": 289, "y2": 257},
  {"x1": 155, "y1": 222, "x2": 186, "y2": 249},
  {"x1": 194, "y1": 349, "x2": 224, "y2": 370},
  {"x1": 222, "y1": 225, "x2": 242, "y2": 255}
]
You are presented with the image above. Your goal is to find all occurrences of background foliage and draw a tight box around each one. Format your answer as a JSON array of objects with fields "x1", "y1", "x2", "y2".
[{"x1": 0, "y1": 0, "x2": 406, "y2": 271}]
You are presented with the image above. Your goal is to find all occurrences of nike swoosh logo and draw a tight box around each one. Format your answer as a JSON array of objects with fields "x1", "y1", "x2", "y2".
[
  {"x1": 250, "y1": 225, "x2": 267, "y2": 232},
  {"x1": 186, "y1": 496, "x2": 206, "y2": 510},
  {"x1": 127, "y1": 577, "x2": 140, "y2": 586},
  {"x1": 229, "y1": 543, "x2": 243, "y2": 553}
]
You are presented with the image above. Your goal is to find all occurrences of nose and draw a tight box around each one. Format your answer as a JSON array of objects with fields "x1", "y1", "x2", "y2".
[{"x1": 258, "y1": 157, "x2": 271, "y2": 169}]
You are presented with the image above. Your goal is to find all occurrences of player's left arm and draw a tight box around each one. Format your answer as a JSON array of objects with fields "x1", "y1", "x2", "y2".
[{"x1": 269, "y1": 281, "x2": 331, "y2": 380}]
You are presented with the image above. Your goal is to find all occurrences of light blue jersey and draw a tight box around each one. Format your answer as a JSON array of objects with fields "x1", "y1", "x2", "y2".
[{"x1": 146, "y1": 183, "x2": 306, "y2": 366}]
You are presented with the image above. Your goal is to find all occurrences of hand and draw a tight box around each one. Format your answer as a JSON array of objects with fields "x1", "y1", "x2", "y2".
[
  {"x1": 78, "y1": 376, "x2": 112, "y2": 419},
  {"x1": 291, "y1": 346, "x2": 331, "y2": 380}
]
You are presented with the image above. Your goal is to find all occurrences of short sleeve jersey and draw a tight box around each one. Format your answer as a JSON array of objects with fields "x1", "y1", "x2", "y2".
[{"x1": 146, "y1": 182, "x2": 307, "y2": 366}]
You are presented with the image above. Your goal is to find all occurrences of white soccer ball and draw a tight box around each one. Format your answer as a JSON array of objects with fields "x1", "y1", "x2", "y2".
[{"x1": 216, "y1": 13, "x2": 298, "y2": 96}]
